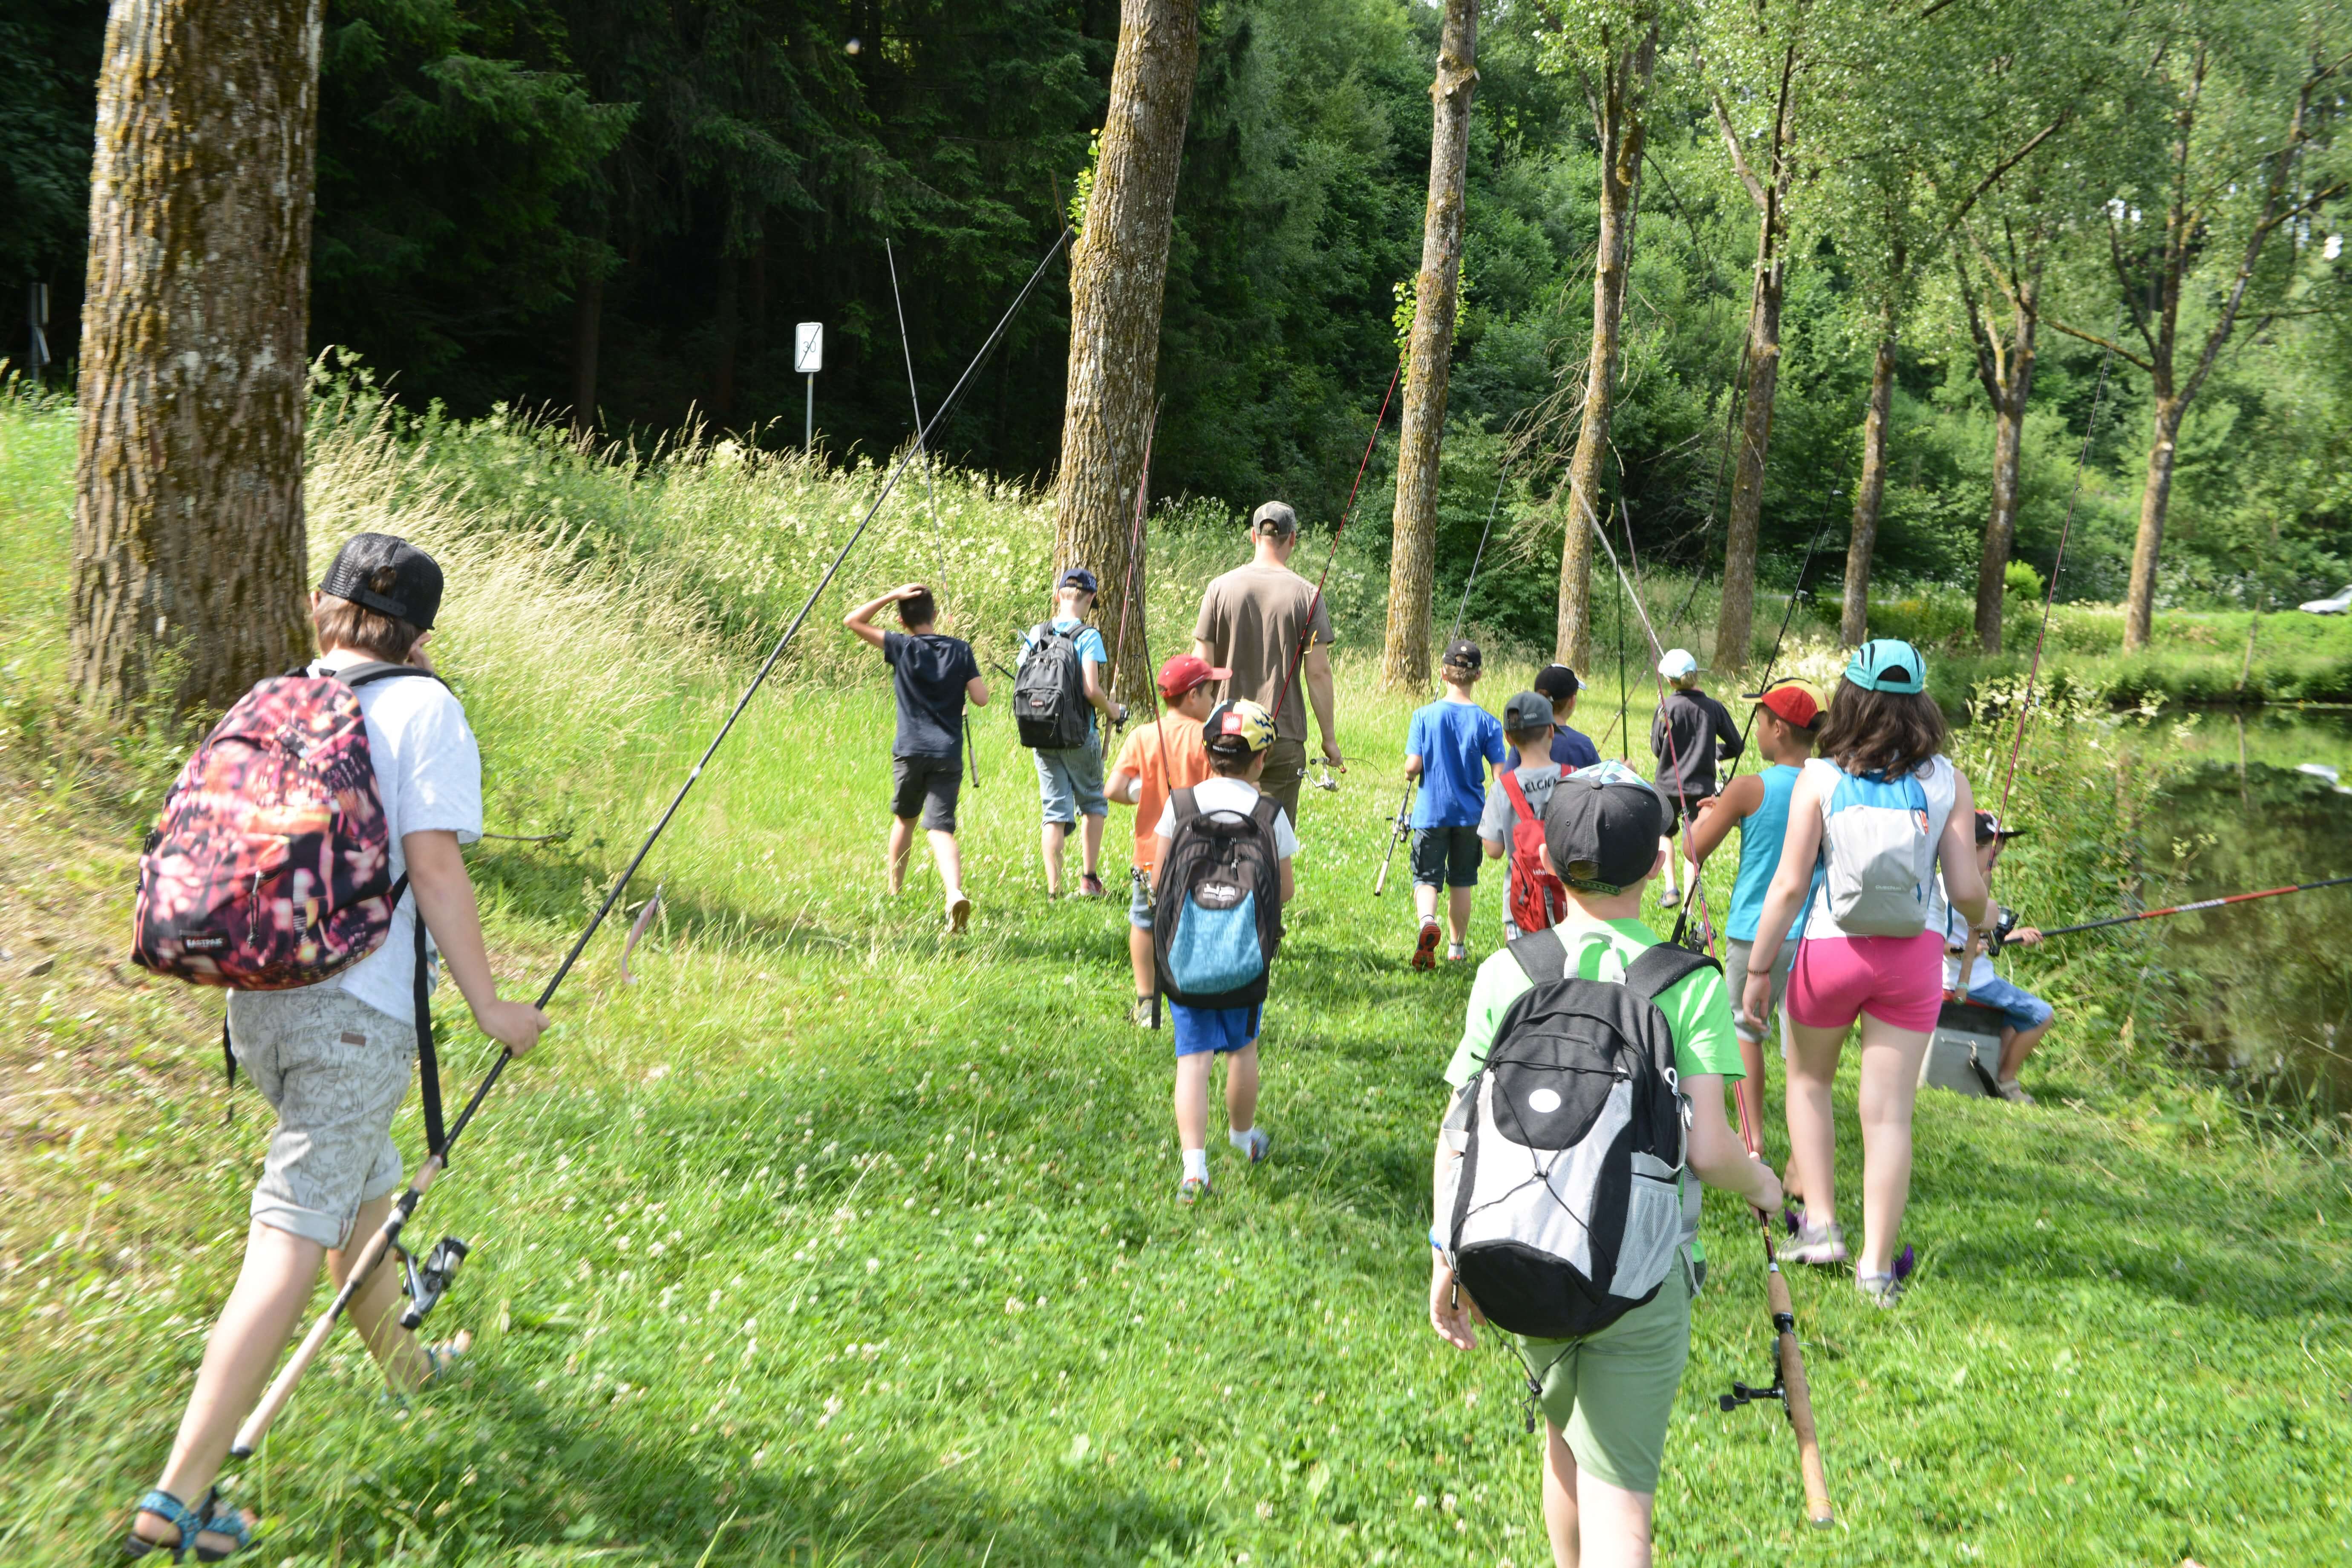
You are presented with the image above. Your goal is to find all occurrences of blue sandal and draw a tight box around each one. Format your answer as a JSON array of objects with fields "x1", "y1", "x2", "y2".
[
  {"x1": 189, "y1": 1491, "x2": 253, "y2": 1563},
  {"x1": 124, "y1": 1490, "x2": 201, "y2": 1562}
]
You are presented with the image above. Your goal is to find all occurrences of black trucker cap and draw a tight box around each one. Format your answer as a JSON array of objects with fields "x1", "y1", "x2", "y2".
[
  {"x1": 1533, "y1": 663, "x2": 1585, "y2": 699},
  {"x1": 1542, "y1": 760, "x2": 1666, "y2": 894},
  {"x1": 1442, "y1": 638, "x2": 1483, "y2": 671},
  {"x1": 319, "y1": 532, "x2": 444, "y2": 630}
]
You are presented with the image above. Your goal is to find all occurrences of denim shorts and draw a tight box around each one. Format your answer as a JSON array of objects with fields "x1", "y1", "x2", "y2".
[
  {"x1": 1130, "y1": 865, "x2": 1155, "y2": 931},
  {"x1": 226, "y1": 986, "x2": 415, "y2": 1248},
  {"x1": 1966, "y1": 974, "x2": 2055, "y2": 1032},
  {"x1": 1171, "y1": 1002, "x2": 1261, "y2": 1058},
  {"x1": 1033, "y1": 735, "x2": 1107, "y2": 823}
]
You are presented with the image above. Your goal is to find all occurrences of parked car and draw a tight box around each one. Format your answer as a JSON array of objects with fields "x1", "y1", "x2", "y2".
[{"x1": 2299, "y1": 584, "x2": 2352, "y2": 613}]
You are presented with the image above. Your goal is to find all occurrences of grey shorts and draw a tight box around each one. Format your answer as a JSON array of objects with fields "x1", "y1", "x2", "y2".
[
  {"x1": 226, "y1": 986, "x2": 415, "y2": 1249},
  {"x1": 1130, "y1": 865, "x2": 1155, "y2": 931},
  {"x1": 891, "y1": 752, "x2": 963, "y2": 831},
  {"x1": 1412, "y1": 824, "x2": 1484, "y2": 888},
  {"x1": 1033, "y1": 735, "x2": 1107, "y2": 824},
  {"x1": 1724, "y1": 936, "x2": 1796, "y2": 1047}
]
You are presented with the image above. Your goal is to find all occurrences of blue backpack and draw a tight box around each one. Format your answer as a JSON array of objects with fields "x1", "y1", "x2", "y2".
[
  {"x1": 1815, "y1": 769, "x2": 1936, "y2": 936},
  {"x1": 1152, "y1": 789, "x2": 1285, "y2": 1008}
]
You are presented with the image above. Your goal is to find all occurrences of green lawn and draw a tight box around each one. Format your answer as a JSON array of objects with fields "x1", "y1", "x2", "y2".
[{"x1": 3, "y1": 393, "x2": 2349, "y2": 1565}]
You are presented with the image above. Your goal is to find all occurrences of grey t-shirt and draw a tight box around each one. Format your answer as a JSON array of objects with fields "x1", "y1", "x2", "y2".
[
  {"x1": 1477, "y1": 761, "x2": 1564, "y2": 847},
  {"x1": 1192, "y1": 562, "x2": 1335, "y2": 745}
]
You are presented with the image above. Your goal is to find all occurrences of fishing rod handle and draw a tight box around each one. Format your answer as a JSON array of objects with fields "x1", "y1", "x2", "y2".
[{"x1": 1764, "y1": 1262, "x2": 1835, "y2": 1527}]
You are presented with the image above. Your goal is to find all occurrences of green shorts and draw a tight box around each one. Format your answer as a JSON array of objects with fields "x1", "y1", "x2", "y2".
[{"x1": 1516, "y1": 1259, "x2": 1692, "y2": 1494}]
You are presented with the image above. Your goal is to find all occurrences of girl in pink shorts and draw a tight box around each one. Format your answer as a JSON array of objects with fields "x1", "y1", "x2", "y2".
[{"x1": 1735, "y1": 641, "x2": 1989, "y2": 1308}]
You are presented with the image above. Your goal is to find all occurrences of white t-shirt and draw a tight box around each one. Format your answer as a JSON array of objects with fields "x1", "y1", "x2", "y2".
[
  {"x1": 311, "y1": 651, "x2": 484, "y2": 1024},
  {"x1": 1937, "y1": 872, "x2": 1995, "y2": 992},
  {"x1": 1150, "y1": 777, "x2": 1299, "y2": 860}
]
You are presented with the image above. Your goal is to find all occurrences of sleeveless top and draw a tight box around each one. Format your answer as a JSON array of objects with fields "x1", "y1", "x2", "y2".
[
  {"x1": 1726, "y1": 764, "x2": 1802, "y2": 943},
  {"x1": 1799, "y1": 753, "x2": 1957, "y2": 942}
]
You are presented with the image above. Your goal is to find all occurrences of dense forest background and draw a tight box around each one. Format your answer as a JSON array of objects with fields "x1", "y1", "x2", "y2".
[{"x1": 6, "y1": 0, "x2": 2349, "y2": 649}]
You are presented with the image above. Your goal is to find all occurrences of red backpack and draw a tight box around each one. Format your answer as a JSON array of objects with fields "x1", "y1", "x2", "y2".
[
  {"x1": 133, "y1": 664, "x2": 448, "y2": 1147},
  {"x1": 1498, "y1": 768, "x2": 1568, "y2": 934}
]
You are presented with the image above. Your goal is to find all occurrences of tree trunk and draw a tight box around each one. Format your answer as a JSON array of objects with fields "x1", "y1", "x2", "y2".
[
  {"x1": 72, "y1": 0, "x2": 323, "y2": 717},
  {"x1": 1842, "y1": 323, "x2": 1896, "y2": 646},
  {"x1": 2123, "y1": 397, "x2": 2183, "y2": 651},
  {"x1": 1554, "y1": 25, "x2": 1657, "y2": 674},
  {"x1": 570, "y1": 260, "x2": 603, "y2": 437},
  {"x1": 1053, "y1": 0, "x2": 1201, "y2": 703},
  {"x1": 1713, "y1": 252, "x2": 1783, "y2": 671},
  {"x1": 1380, "y1": 0, "x2": 1479, "y2": 691},
  {"x1": 1972, "y1": 307, "x2": 2037, "y2": 654}
]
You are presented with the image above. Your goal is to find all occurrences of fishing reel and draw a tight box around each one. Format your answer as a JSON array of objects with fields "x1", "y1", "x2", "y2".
[
  {"x1": 1986, "y1": 905, "x2": 2021, "y2": 956},
  {"x1": 1720, "y1": 1309, "x2": 1796, "y2": 1419},
  {"x1": 397, "y1": 1235, "x2": 469, "y2": 1331}
]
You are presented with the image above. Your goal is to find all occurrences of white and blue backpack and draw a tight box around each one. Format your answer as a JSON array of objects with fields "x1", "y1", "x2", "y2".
[
  {"x1": 1810, "y1": 761, "x2": 1942, "y2": 937},
  {"x1": 1151, "y1": 789, "x2": 1286, "y2": 1009}
]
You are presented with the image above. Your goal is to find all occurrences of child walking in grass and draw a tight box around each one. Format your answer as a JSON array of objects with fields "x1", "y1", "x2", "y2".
[
  {"x1": 1648, "y1": 648, "x2": 1741, "y2": 910},
  {"x1": 845, "y1": 582, "x2": 989, "y2": 933},
  {"x1": 1480, "y1": 691, "x2": 1569, "y2": 939},
  {"x1": 1685, "y1": 676, "x2": 1826, "y2": 1143},
  {"x1": 1021, "y1": 567, "x2": 1127, "y2": 898},
  {"x1": 125, "y1": 535, "x2": 550, "y2": 1563},
  {"x1": 1107, "y1": 653, "x2": 1227, "y2": 1026},
  {"x1": 1943, "y1": 812, "x2": 2053, "y2": 1105},
  {"x1": 1430, "y1": 761, "x2": 1781, "y2": 1568},
  {"x1": 1405, "y1": 640, "x2": 1505, "y2": 969},
  {"x1": 1151, "y1": 699, "x2": 1294, "y2": 1203},
  {"x1": 1505, "y1": 663, "x2": 1601, "y2": 772}
]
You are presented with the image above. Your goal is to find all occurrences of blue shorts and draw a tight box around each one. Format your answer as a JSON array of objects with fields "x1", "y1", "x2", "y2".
[
  {"x1": 1033, "y1": 735, "x2": 1107, "y2": 823},
  {"x1": 1966, "y1": 975, "x2": 2054, "y2": 1032},
  {"x1": 1170, "y1": 1002, "x2": 1261, "y2": 1058},
  {"x1": 1130, "y1": 865, "x2": 1155, "y2": 931}
]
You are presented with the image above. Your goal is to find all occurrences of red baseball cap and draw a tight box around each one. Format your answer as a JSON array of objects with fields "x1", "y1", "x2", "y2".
[
  {"x1": 1744, "y1": 676, "x2": 1827, "y2": 730},
  {"x1": 1156, "y1": 653, "x2": 1231, "y2": 699}
]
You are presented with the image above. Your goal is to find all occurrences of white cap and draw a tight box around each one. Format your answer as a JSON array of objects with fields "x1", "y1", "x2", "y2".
[{"x1": 1657, "y1": 648, "x2": 1702, "y2": 681}]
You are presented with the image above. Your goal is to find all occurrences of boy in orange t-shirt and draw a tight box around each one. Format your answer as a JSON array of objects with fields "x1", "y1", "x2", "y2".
[{"x1": 1107, "y1": 654, "x2": 1227, "y2": 1025}]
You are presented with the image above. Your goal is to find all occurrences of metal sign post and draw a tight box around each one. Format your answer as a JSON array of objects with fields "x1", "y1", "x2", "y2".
[{"x1": 796, "y1": 321, "x2": 824, "y2": 448}]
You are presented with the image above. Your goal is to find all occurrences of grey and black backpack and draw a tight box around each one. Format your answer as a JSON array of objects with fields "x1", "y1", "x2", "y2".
[
  {"x1": 1014, "y1": 623, "x2": 1092, "y2": 750},
  {"x1": 1434, "y1": 928, "x2": 1716, "y2": 1340}
]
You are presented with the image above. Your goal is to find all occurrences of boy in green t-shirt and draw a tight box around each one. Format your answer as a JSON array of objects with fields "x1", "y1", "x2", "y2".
[{"x1": 1428, "y1": 760, "x2": 1781, "y2": 1568}]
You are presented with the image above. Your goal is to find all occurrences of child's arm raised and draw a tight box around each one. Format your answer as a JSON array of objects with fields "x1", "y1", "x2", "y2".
[
  {"x1": 843, "y1": 583, "x2": 925, "y2": 649},
  {"x1": 405, "y1": 830, "x2": 550, "y2": 1055}
]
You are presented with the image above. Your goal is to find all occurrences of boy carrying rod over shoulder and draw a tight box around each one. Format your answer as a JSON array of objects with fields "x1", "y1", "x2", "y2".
[
  {"x1": 1686, "y1": 676, "x2": 1826, "y2": 1142},
  {"x1": 1107, "y1": 654, "x2": 1227, "y2": 1026},
  {"x1": 845, "y1": 582, "x2": 989, "y2": 932},
  {"x1": 1429, "y1": 761, "x2": 1779, "y2": 1568}
]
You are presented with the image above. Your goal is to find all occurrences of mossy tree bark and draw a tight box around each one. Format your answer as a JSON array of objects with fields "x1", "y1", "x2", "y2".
[
  {"x1": 1053, "y1": 0, "x2": 1200, "y2": 703},
  {"x1": 1957, "y1": 232, "x2": 2042, "y2": 654},
  {"x1": 1552, "y1": 20, "x2": 1657, "y2": 675},
  {"x1": 1842, "y1": 311, "x2": 1896, "y2": 647},
  {"x1": 1380, "y1": 0, "x2": 1479, "y2": 692},
  {"x1": 72, "y1": 0, "x2": 323, "y2": 716}
]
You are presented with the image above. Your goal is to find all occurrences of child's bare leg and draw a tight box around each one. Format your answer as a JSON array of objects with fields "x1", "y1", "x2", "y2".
[
  {"x1": 1575, "y1": 1468, "x2": 1657, "y2": 1568},
  {"x1": 1041, "y1": 821, "x2": 1068, "y2": 894},
  {"x1": 1079, "y1": 813, "x2": 1106, "y2": 878},
  {"x1": 1784, "y1": 1020, "x2": 1846, "y2": 1229},
  {"x1": 332, "y1": 1195, "x2": 432, "y2": 1389},
  {"x1": 887, "y1": 817, "x2": 918, "y2": 894},
  {"x1": 1542, "y1": 1422, "x2": 1582, "y2": 1568},
  {"x1": 1223, "y1": 1043, "x2": 1260, "y2": 1133},
  {"x1": 1998, "y1": 1018, "x2": 2050, "y2": 1081},
  {"x1": 1853, "y1": 1014, "x2": 1932, "y2": 1277},
  {"x1": 1656, "y1": 837, "x2": 1677, "y2": 895},
  {"x1": 1413, "y1": 879, "x2": 1441, "y2": 925},
  {"x1": 1173, "y1": 1053, "x2": 1213, "y2": 1152},
  {"x1": 1446, "y1": 885, "x2": 1473, "y2": 945},
  {"x1": 926, "y1": 829, "x2": 963, "y2": 894},
  {"x1": 1129, "y1": 925, "x2": 1156, "y2": 999}
]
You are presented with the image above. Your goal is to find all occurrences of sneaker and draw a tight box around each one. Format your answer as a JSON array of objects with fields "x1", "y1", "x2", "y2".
[
  {"x1": 1178, "y1": 1176, "x2": 1211, "y2": 1205},
  {"x1": 946, "y1": 890, "x2": 972, "y2": 934},
  {"x1": 1411, "y1": 921, "x2": 1442, "y2": 971},
  {"x1": 1660, "y1": 888, "x2": 1682, "y2": 909},
  {"x1": 1446, "y1": 942, "x2": 1468, "y2": 963},
  {"x1": 1078, "y1": 873, "x2": 1108, "y2": 899},
  {"x1": 1131, "y1": 994, "x2": 1157, "y2": 1028},
  {"x1": 1783, "y1": 1218, "x2": 1848, "y2": 1266},
  {"x1": 1235, "y1": 1128, "x2": 1270, "y2": 1164},
  {"x1": 1995, "y1": 1078, "x2": 2036, "y2": 1106},
  {"x1": 1856, "y1": 1271, "x2": 1905, "y2": 1309}
]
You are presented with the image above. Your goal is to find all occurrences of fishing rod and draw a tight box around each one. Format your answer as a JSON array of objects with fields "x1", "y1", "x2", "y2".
[
  {"x1": 2024, "y1": 874, "x2": 2352, "y2": 942},
  {"x1": 1581, "y1": 497, "x2": 1833, "y2": 1528},
  {"x1": 1372, "y1": 781, "x2": 1415, "y2": 897},
  {"x1": 1269, "y1": 363, "x2": 1401, "y2": 727},
  {"x1": 230, "y1": 226, "x2": 1075, "y2": 1460}
]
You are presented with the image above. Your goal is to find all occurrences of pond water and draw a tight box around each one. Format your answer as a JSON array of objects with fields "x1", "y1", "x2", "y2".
[{"x1": 2130, "y1": 708, "x2": 2352, "y2": 1103}]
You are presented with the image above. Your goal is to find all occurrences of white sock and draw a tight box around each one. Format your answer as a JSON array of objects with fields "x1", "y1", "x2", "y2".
[
  {"x1": 1447, "y1": 941, "x2": 1467, "y2": 959},
  {"x1": 1227, "y1": 1127, "x2": 1257, "y2": 1152},
  {"x1": 1182, "y1": 1148, "x2": 1210, "y2": 1182}
]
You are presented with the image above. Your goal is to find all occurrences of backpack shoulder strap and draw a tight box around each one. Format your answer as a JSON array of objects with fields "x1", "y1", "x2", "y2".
[
  {"x1": 1170, "y1": 787, "x2": 1200, "y2": 826},
  {"x1": 1249, "y1": 793, "x2": 1282, "y2": 829},
  {"x1": 1498, "y1": 767, "x2": 1535, "y2": 819},
  {"x1": 336, "y1": 661, "x2": 445, "y2": 691},
  {"x1": 1623, "y1": 942, "x2": 1720, "y2": 1006},
  {"x1": 1507, "y1": 925, "x2": 1571, "y2": 986}
]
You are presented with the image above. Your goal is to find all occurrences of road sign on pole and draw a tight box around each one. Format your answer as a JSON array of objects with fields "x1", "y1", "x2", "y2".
[{"x1": 796, "y1": 322, "x2": 823, "y2": 449}]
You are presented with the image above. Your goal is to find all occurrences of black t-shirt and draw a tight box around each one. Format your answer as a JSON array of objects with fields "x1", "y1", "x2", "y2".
[{"x1": 883, "y1": 631, "x2": 980, "y2": 759}]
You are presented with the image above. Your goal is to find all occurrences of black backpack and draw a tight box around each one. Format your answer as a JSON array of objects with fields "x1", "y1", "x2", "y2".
[
  {"x1": 1151, "y1": 789, "x2": 1286, "y2": 1010},
  {"x1": 1434, "y1": 929, "x2": 1716, "y2": 1340},
  {"x1": 1014, "y1": 623, "x2": 1092, "y2": 750}
]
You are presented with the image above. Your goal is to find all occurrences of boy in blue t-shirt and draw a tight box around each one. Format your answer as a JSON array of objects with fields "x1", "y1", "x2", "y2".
[{"x1": 1405, "y1": 639, "x2": 1506, "y2": 968}]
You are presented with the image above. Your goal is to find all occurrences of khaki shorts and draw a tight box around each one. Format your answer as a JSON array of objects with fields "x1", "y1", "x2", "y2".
[
  {"x1": 1258, "y1": 738, "x2": 1307, "y2": 827},
  {"x1": 227, "y1": 986, "x2": 415, "y2": 1248},
  {"x1": 1724, "y1": 936, "x2": 1796, "y2": 1048},
  {"x1": 1517, "y1": 1259, "x2": 1693, "y2": 1493}
]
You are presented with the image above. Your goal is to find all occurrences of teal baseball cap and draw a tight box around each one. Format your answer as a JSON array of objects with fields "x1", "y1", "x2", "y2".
[{"x1": 1846, "y1": 638, "x2": 1925, "y2": 694}]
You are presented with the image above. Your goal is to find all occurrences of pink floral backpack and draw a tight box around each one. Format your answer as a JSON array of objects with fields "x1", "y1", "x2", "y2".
[{"x1": 134, "y1": 663, "x2": 449, "y2": 1147}]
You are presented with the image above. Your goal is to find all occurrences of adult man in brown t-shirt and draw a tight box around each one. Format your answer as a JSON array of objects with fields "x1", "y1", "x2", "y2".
[{"x1": 1191, "y1": 501, "x2": 1343, "y2": 824}]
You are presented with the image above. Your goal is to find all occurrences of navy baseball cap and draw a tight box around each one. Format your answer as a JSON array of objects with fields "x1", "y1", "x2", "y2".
[
  {"x1": 1058, "y1": 566, "x2": 1099, "y2": 595},
  {"x1": 319, "y1": 533, "x2": 442, "y2": 630},
  {"x1": 1503, "y1": 691, "x2": 1554, "y2": 730},
  {"x1": 1533, "y1": 664, "x2": 1585, "y2": 699},
  {"x1": 1846, "y1": 638, "x2": 1925, "y2": 694}
]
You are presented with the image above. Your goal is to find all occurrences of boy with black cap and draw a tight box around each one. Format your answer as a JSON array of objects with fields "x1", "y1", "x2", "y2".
[
  {"x1": 1685, "y1": 676, "x2": 1826, "y2": 1141},
  {"x1": 1022, "y1": 566, "x2": 1127, "y2": 897},
  {"x1": 1150, "y1": 698, "x2": 1296, "y2": 1202},
  {"x1": 1505, "y1": 663, "x2": 1601, "y2": 772},
  {"x1": 1429, "y1": 760, "x2": 1780, "y2": 1568},
  {"x1": 844, "y1": 582, "x2": 989, "y2": 931},
  {"x1": 1942, "y1": 813, "x2": 2052, "y2": 1104},
  {"x1": 1481, "y1": 691, "x2": 1569, "y2": 938},
  {"x1": 123, "y1": 533, "x2": 550, "y2": 1561},
  {"x1": 1404, "y1": 639, "x2": 1506, "y2": 968}
]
